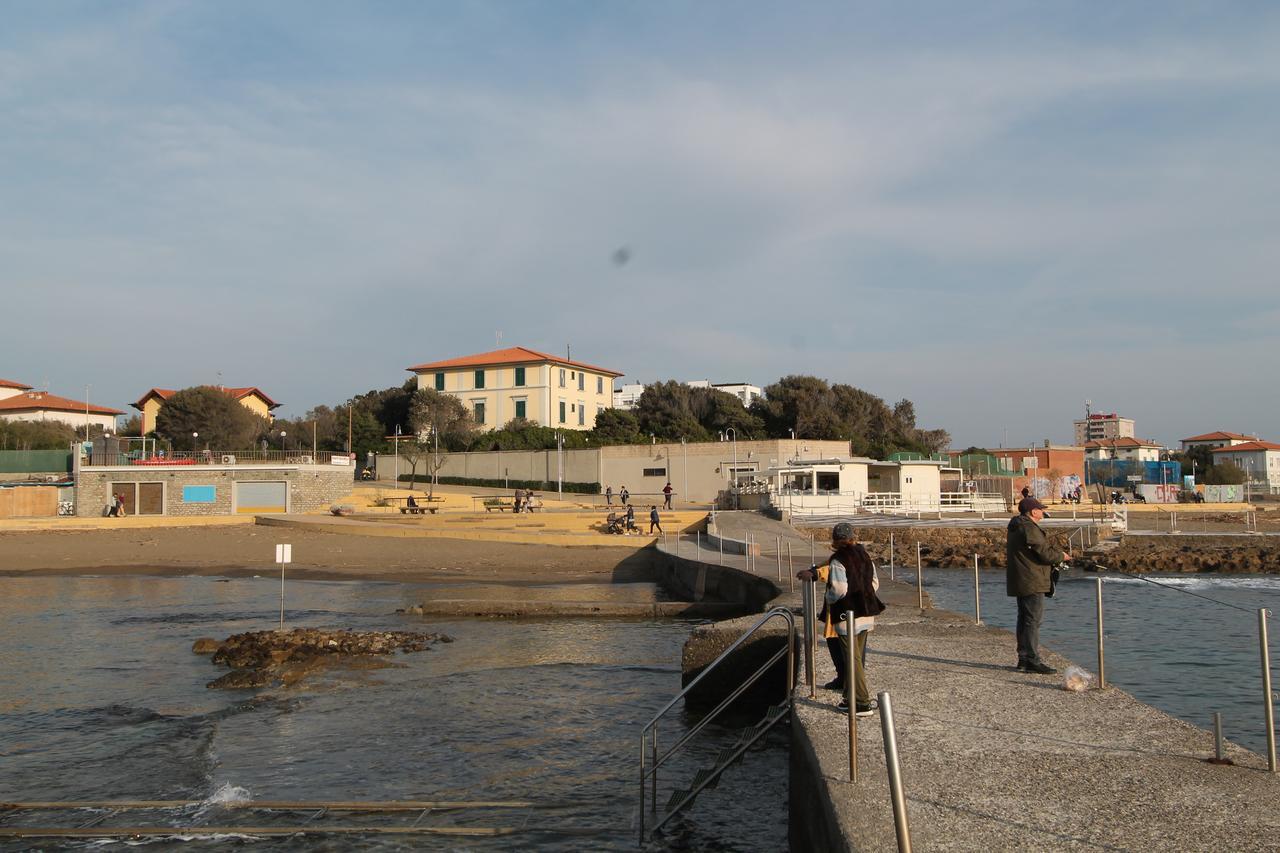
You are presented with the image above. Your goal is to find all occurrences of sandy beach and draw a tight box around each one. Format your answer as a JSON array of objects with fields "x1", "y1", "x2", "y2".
[{"x1": 0, "y1": 526, "x2": 653, "y2": 584}]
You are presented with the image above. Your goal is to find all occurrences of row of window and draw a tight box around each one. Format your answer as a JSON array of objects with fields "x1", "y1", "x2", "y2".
[
  {"x1": 433, "y1": 367, "x2": 607, "y2": 394},
  {"x1": 469, "y1": 399, "x2": 604, "y2": 426}
]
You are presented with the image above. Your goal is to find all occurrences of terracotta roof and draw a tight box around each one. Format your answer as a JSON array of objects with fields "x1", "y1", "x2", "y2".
[
  {"x1": 1211, "y1": 441, "x2": 1280, "y2": 453},
  {"x1": 133, "y1": 386, "x2": 280, "y2": 409},
  {"x1": 1085, "y1": 437, "x2": 1162, "y2": 449},
  {"x1": 407, "y1": 346, "x2": 623, "y2": 378},
  {"x1": 0, "y1": 378, "x2": 32, "y2": 390},
  {"x1": 1182, "y1": 431, "x2": 1259, "y2": 443},
  {"x1": 0, "y1": 391, "x2": 123, "y2": 416}
]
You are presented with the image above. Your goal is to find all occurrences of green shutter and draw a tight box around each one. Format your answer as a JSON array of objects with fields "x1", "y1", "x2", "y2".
[
  {"x1": 515, "y1": 400, "x2": 526, "y2": 419},
  {"x1": 474, "y1": 369, "x2": 485, "y2": 389},
  {"x1": 515, "y1": 367, "x2": 525, "y2": 386},
  {"x1": 559, "y1": 402, "x2": 566, "y2": 423},
  {"x1": 434, "y1": 373, "x2": 445, "y2": 391}
]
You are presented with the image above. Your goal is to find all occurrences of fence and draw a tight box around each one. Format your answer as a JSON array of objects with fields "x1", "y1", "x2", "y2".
[{"x1": 83, "y1": 450, "x2": 348, "y2": 467}]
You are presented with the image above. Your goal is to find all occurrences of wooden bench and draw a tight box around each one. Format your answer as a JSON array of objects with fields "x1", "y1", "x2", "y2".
[
  {"x1": 388, "y1": 496, "x2": 441, "y2": 515},
  {"x1": 483, "y1": 499, "x2": 514, "y2": 513}
]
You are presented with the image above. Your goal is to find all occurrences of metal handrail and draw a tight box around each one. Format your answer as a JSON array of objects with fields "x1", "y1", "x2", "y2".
[{"x1": 639, "y1": 606, "x2": 796, "y2": 841}]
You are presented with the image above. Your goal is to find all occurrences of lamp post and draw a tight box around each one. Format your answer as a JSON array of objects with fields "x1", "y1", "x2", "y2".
[
  {"x1": 721, "y1": 428, "x2": 738, "y2": 509},
  {"x1": 280, "y1": 430, "x2": 287, "y2": 451},
  {"x1": 394, "y1": 425, "x2": 401, "y2": 485},
  {"x1": 681, "y1": 437, "x2": 688, "y2": 506},
  {"x1": 192, "y1": 432, "x2": 198, "y2": 453},
  {"x1": 84, "y1": 384, "x2": 91, "y2": 441},
  {"x1": 556, "y1": 430, "x2": 564, "y2": 500}
]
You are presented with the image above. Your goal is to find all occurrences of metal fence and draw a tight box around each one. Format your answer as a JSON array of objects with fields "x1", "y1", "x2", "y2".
[{"x1": 84, "y1": 449, "x2": 348, "y2": 467}]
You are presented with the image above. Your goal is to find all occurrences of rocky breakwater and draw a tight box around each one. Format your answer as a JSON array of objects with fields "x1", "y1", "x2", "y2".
[
  {"x1": 1103, "y1": 535, "x2": 1280, "y2": 574},
  {"x1": 194, "y1": 628, "x2": 453, "y2": 689}
]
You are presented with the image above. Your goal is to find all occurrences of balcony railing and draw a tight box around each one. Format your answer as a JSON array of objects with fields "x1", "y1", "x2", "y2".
[{"x1": 84, "y1": 449, "x2": 349, "y2": 468}]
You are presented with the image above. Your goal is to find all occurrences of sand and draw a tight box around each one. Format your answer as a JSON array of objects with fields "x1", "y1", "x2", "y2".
[{"x1": 0, "y1": 526, "x2": 654, "y2": 584}]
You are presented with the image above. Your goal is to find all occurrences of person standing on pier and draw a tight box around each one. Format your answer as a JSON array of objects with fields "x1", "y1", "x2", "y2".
[
  {"x1": 648, "y1": 505, "x2": 662, "y2": 534},
  {"x1": 796, "y1": 523, "x2": 884, "y2": 717},
  {"x1": 605, "y1": 485, "x2": 613, "y2": 506},
  {"x1": 1007, "y1": 496, "x2": 1071, "y2": 674},
  {"x1": 662, "y1": 482, "x2": 673, "y2": 509}
]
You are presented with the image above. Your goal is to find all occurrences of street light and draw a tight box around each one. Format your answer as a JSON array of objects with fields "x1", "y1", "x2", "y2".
[
  {"x1": 721, "y1": 428, "x2": 738, "y2": 509},
  {"x1": 681, "y1": 437, "x2": 688, "y2": 507},
  {"x1": 394, "y1": 424, "x2": 401, "y2": 485},
  {"x1": 280, "y1": 430, "x2": 287, "y2": 450},
  {"x1": 192, "y1": 432, "x2": 198, "y2": 453}
]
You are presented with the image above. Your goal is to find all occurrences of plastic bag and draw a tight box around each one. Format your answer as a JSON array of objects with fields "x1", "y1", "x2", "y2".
[{"x1": 1063, "y1": 665, "x2": 1092, "y2": 693}]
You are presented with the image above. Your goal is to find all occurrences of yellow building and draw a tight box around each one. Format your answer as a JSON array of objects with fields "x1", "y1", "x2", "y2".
[
  {"x1": 133, "y1": 386, "x2": 280, "y2": 435},
  {"x1": 406, "y1": 347, "x2": 623, "y2": 431}
]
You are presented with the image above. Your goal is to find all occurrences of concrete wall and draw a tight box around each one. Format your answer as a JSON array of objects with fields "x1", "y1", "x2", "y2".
[
  {"x1": 379, "y1": 447, "x2": 602, "y2": 487},
  {"x1": 75, "y1": 465, "x2": 353, "y2": 517}
]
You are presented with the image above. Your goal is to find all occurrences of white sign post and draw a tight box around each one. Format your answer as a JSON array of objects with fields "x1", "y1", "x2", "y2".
[{"x1": 275, "y1": 544, "x2": 292, "y2": 631}]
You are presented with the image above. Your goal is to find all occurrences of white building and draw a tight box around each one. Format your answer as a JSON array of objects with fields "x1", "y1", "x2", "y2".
[
  {"x1": 1180, "y1": 431, "x2": 1260, "y2": 452},
  {"x1": 1073, "y1": 412, "x2": 1135, "y2": 445},
  {"x1": 0, "y1": 389, "x2": 123, "y2": 433},
  {"x1": 613, "y1": 380, "x2": 763, "y2": 410},
  {"x1": 760, "y1": 456, "x2": 991, "y2": 516},
  {"x1": 1084, "y1": 437, "x2": 1162, "y2": 462},
  {"x1": 1211, "y1": 441, "x2": 1280, "y2": 491}
]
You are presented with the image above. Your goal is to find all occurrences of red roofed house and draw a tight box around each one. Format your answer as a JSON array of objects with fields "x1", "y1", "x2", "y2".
[
  {"x1": 1179, "y1": 431, "x2": 1260, "y2": 452},
  {"x1": 1211, "y1": 441, "x2": 1280, "y2": 491},
  {"x1": 406, "y1": 347, "x2": 624, "y2": 431},
  {"x1": 133, "y1": 386, "x2": 281, "y2": 435},
  {"x1": 1084, "y1": 436, "x2": 1163, "y2": 463},
  {"x1": 0, "y1": 387, "x2": 124, "y2": 432}
]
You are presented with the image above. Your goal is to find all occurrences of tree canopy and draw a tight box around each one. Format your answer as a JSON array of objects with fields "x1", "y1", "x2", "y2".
[
  {"x1": 154, "y1": 386, "x2": 270, "y2": 451},
  {"x1": 0, "y1": 419, "x2": 80, "y2": 451}
]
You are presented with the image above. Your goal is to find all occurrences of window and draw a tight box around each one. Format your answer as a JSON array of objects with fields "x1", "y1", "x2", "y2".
[
  {"x1": 514, "y1": 399, "x2": 526, "y2": 419},
  {"x1": 578, "y1": 372, "x2": 584, "y2": 391},
  {"x1": 597, "y1": 376, "x2": 603, "y2": 394},
  {"x1": 434, "y1": 372, "x2": 445, "y2": 391},
  {"x1": 559, "y1": 401, "x2": 566, "y2": 423},
  {"x1": 643, "y1": 467, "x2": 667, "y2": 478},
  {"x1": 559, "y1": 369, "x2": 566, "y2": 388},
  {"x1": 514, "y1": 367, "x2": 525, "y2": 387},
  {"x1": 474, "y1": 401, "x2": 485, "y2": 425},
  {"x1": 474, "y1": 369, "x2": 485, "y2": 389},
  {"x1": 578, "y1": 403, "x2": 585, "y2": 425}
]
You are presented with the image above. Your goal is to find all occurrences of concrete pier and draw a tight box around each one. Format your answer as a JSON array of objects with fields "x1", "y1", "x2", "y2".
[{"x1": 791, "y1": 580, "x2": 1280, "y2": 851}]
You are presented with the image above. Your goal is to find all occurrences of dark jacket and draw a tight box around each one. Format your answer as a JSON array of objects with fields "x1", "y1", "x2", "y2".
[{"x1": 1006, "y1": 514, "x2": 1061, "y2": 596}]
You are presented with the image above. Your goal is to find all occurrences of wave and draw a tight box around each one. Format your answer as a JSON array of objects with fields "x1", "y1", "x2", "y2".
[
  {"x1": 111, "y1": 609, "x2": 341, "y2": 626},
  {"x1": 1096, "y1": 574, "x2": 1280, "y2": 593}
]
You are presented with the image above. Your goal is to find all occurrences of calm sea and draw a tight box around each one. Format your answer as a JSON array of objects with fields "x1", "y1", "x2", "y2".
[{"x1": 0, "y1": 576, "x2": 786, "y2": 850}]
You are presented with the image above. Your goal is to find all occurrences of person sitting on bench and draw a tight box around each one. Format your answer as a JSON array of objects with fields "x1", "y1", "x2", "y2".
[{"x1": 406, "y1": 495, "x2": 419, "y2": 513}]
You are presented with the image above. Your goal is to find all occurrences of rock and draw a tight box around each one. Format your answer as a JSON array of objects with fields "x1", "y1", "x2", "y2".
[
  {"x1": 192, "y1": 638, "x2": 220, "y2": 654},
  {"x1": 203, "y1": 627, "x2": 453, "y2": 689}
]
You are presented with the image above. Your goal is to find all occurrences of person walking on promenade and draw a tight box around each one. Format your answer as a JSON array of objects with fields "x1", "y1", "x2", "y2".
[
  {"x1": 625, "y1": 502, "x2": 636, "y2": 533},
  {"x1": 1007, "y1": 496, "x2": 1071, "y2": 674},
  {"x1": 796, "y1": 522, "x2": 884, "y2": 717},
  {"x1": 649, "y1": 505, "x2": 662, "y2": 534},
  {"x1": 108, "y1": 492, "x2": 125, "y2": 517},
  {"x1": 514, "y1": 487, "x2": 524, "y2": 514},
  {"x1": 605, "y1": 485, "x2": 613, "y2": 506},
  {"x1": 619, "y1": 485, "x2": 629, "y2": 505},
  {"x1": 662, "y1": 482, "x2": 673, "y2": 509}
]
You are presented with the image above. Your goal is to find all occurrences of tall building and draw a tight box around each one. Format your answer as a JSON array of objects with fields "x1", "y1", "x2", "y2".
[
  {"x1": 1073, "y1": 412, "x2": 1135, "y2": 445},
  {"x1": 407, "y1": 346, "x2": 623, "y2": 431}
]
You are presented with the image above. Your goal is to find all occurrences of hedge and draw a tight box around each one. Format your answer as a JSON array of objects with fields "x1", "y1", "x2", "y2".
[{"x1": 398, "y1": 474, "x2": 599, "y2": 494}]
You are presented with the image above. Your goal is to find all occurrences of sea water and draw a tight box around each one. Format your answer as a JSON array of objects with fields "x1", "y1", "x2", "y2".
[{"x1": 0, "y1": 575, "x2": 786, "y2": 849}]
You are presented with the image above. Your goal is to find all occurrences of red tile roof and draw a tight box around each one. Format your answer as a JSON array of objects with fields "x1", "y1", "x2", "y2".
[
  {"x1": 0, "y1": 378, "x2": 32, "y2": 390},
  {"x1": 1182, "y1": 431, "x2": 1259, "y2": 443},
  {"x1": 407, "y1": 346, "x2": 623, "y2": 377},
  {"x1": 1211, "y1": 441, "x2": 1280, "y2": 453},
  {"x1": 133, "y1": 386, "x2": 279, "y2": 409},
  {"x1": 0, "y1": 391, "x2": 123, "y2": 416}
]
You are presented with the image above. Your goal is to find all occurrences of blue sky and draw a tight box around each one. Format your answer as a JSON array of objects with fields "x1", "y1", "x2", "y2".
[{"x1": 4, "y1": 2, "x2": 1279, "y2": 447}]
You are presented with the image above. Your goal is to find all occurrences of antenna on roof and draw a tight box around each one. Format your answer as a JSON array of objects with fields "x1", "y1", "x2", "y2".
[
  {"x1": 496, "y1": 331, "x2": 502, "y2": 347},
  {"x1": 567, "y1": 344, "x2": 571, "y2": 360}
]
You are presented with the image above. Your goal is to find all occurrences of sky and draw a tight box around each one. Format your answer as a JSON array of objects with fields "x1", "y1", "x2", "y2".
[{"x1": 3, "y1": 1, "x2": 1279, "y2": 448}]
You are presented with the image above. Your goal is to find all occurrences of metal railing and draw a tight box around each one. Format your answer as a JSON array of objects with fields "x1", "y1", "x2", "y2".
[
  {"x1": 639, "y1": 606, "x2": 796, "y2": 842},
  {"x1": 1090, "y1": 572, "x2": 1275, "y2": 772},
  {"x1": 84, "y1": 449, "x2": 346, "y2": 467}
]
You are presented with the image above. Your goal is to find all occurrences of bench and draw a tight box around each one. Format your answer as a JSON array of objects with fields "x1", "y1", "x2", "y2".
[
  {"x1": 388, "y1": 495, "x2": 441, "y2": 515},
  {"x1": 483, "y1": 499, "x2": 514, "y2": 513}
]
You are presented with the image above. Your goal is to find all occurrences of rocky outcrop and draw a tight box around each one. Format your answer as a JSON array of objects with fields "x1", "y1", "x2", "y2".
[{"x1": 202, "y1": 628, "x2": 453, "y2": 689}]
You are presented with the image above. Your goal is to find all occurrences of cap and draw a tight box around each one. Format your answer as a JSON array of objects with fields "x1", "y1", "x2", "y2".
[
  {"x1": 832, "y1": 522, "x2": 855, "y2": 541},
  {"x1": 1018, "y1": 496, "x2": 1049, "y2": 516}
]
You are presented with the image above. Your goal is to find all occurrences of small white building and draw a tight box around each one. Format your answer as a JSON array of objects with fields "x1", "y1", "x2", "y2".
[
  {"x1": 614, "y1": 379, "x2": 762, "y2": 410},
  {"x1": 1180, "y1": 431, "x2": 1260, "y2": 452},
  {"x1": 1085, "y1": 437, "x2": 1162, "y2": 463},
  {"x1": 0, "y1": 389, "x2": 123, "y2": 433},
  {"x1": 761, "y1": 456, "x2": 986, "y2": 515},
  {"x1": 1211, "y1": 441, "x2": 1280, "y2": 491}
]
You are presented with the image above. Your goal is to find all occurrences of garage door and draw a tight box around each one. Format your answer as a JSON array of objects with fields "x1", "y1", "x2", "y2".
[{"x1": 235, "y1": 481, "x2": 287, "y2": 514}]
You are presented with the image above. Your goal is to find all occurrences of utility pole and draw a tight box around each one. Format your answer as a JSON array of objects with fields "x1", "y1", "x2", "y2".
[{"x1": 347, "y1": 406, "x2": 353, "y2": 456}]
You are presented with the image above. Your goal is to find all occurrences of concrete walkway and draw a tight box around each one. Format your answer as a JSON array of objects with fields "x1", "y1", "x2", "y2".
[{"x1": 793, "y1": 580, "x2": 1280, "y2": 851}]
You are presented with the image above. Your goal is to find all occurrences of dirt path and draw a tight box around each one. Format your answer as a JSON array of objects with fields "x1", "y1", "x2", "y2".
[{"x1": 0, "y1": 526, "x2": 654, "y2": 584}]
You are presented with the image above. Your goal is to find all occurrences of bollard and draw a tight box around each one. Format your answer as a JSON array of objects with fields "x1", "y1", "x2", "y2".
[
  {"x1": 846, "y1": 611, "x2": 858, "y2": 783},
  {"x1": 889, "y1": 531, "x2": 895, "y2": 581},
  {"x1": 811, "y1": 536, "x2": 815, "y2": 567},
  {"x1": 1096, "y1": 577, "x2": 1106, "y2": 689},
  {"x1": 973, "y1": 553, "x2": 981, "y2": 625},
  {"x1": 776, "y1": 535, "x2": 782, "y2": 582},
  {"x1": 808, "y1": 580, "x2": 819, "y2": 698},
  {"x1": 675, "y1": 531, "x2": 680, "y2": 557},
  {"x1": 1259, "y1": 608, "x2": 1276, "y2": 772},
  {"x1": 788, "y1": 542, "x2": 795, "y2": 592},
  {"x1": 916, "y1": 543, "x2": 924, "y2": 611},
  {"x1": 1215, "y1": 712, "x2": 1225, "y2": 762},
  {"x1": 719, "y1": 534, "x2": 724, "y2": 566},
  {"x1": 696, "y1": 530, "x2": 701, "y2": 560},
  {"x1": 878, "y1": 692, "x2": 914, "y2": 853},
  {"x1": 801, "y1": 578, "x2": 815, "y2": 695}
]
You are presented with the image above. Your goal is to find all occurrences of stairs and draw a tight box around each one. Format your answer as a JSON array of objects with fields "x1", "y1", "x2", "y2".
[{"x1": 663, "y1": 701, "x2": 789, "y2": 816}]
